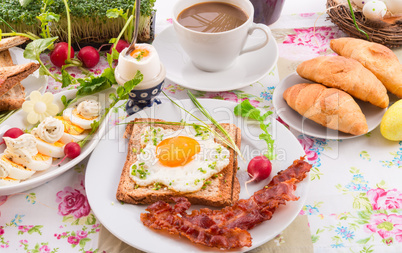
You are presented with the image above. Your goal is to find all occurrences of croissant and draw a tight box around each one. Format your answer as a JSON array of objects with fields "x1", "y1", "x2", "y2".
[
  {"x1": 297, "y1": 56, "x2": 389, "y2": 108},
  {"x1": 330, "y1": 38, "x2": 402, "y2": 98},
  {"x1": 283, "y1": 83, "x2": 368, "y2": 136}
]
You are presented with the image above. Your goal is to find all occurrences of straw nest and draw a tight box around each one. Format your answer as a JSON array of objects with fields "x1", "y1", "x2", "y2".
[{"x1": 327, "y1": 0, "x2": 402, "y2": 48}]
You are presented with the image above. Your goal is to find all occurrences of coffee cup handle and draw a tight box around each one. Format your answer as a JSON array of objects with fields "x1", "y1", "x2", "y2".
[{"x1": 239, "y1": 23, "x2": 270, "y2": 55}]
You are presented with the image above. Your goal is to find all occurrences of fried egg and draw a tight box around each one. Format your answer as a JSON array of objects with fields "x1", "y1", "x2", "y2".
[
  {"x1": 63, "y1": 99, "x2": 100, "y2": 130},
  {"x1": 129, "y1": 126, "x2": 230, "y2": 193},
  {"x1": 0, "y1": 155, "x2": 35, "y2": 180}
]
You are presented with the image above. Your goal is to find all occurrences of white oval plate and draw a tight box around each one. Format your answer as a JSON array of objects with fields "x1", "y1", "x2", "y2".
[
  {"x1": 9, "y1": 47, "x2": 48, "y2": 94},
  {"x1": 153, "y1": 26, "x2": 278, "y2": 92},
  {"x1": 0, "y1": 88, "x2": 115, "y2": 195},
  {"x1": 86, "y1": 99, "x2": 309, "y2": 253},
  {"x1": 272, "y1": 72, "x2": 387, "y2": 139}
]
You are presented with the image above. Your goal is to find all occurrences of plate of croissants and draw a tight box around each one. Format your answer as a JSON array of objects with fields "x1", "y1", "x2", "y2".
[{"x1": 273, "y1": 37, "x2": 402, "y2": 139}]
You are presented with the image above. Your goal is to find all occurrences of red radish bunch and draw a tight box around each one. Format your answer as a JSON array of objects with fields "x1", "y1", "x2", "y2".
[
  {"x1": 49, "y1": 42, "x2": 75, "y2": 68},
  {"x1": 0, "y1": 128, "x2": 24, "y2": 145},
  {"x1": 77, "y1": 46, "x2": 100, "y2": 68},
  {"x1": 245, "y1": 155, "x2": 272, "y2": 195}
]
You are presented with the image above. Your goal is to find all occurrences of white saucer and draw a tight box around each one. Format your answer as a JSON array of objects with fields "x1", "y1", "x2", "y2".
[
  {"x1": 153, "y1": 26, "x2": 278, "y2": 92},
  {"x1": 272, "y1": 73, "x2": 387, "y2": 140}
]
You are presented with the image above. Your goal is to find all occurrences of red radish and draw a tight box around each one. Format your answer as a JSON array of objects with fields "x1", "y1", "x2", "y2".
[
  {"x1": 0, "y1": 128, "x2": 24, "y2": 145},
  {"x1": 78, "y1": 46, "x2": 100, "y2": 68},
  {"x1": 245, "y1": 155, "x2": 272, "y2": 195},
  {"x1": 54, "y1": 142, "x2": 81, "y2": 167},
  {"x1": 109, "y1": 40, "x2": 129, "y2": 54},
  {"x1": 49, "y1": 42, "x2": 75, "y2": 68}
]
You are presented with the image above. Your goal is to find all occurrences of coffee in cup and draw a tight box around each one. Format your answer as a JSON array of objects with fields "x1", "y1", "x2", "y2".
[{"x1": 173, "y1": 0, "x2": 270, "y2": 72}]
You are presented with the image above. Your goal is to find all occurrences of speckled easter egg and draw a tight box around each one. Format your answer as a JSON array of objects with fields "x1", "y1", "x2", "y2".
[
  {"x1": 363, "y1": 0, "x2": 387, "y2": 20},
  {"x1": 383, "y1": 0, "x2": 402, "y2": 14},
  {"x1": 352, "y1": 0, "x2": 368, "y2": 8}
]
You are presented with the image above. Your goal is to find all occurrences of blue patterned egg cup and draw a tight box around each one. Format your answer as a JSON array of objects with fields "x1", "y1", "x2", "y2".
[
  {"x1": 124, "y1": 63, "x2": 166, "y2": 115},
  {"x1": 125, "y1": 80, "x2": 164, "y2": 115}
]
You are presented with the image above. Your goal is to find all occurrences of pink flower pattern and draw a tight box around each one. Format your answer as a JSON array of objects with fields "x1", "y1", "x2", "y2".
[
  {"x1": 56, "y1": 186, "x2": 91, "y2": 219},
  {"x1": 283, "y1": 27, "x2": 339, "y2": 54},
  {"x1": 365, "y1": 213, "x2": 402, "y2": 242},
  {"x1": 367, "y1": 188, "x2": 402, "y2": 210},
  {"x1": 298, "y1": 137, "x2": 318, "y2": 162}
]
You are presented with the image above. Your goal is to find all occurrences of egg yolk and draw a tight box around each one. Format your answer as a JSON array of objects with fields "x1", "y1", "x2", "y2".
[
  {"x1": 55, "y1": 116, "x2": 85, "y2": 135},
  {"x1": 156, "y1": 136, "x2": 200, "y2": 167},
  {"x1": 36, "y1": 137, "x2": 64, "y2": 147},
  {"x1": 130, "y1": 47, "x2": 150, "y2": 60},
  {"x1": 32, "y1": 152, "x2": 51, "y2": 161},
  {"x1": 2, "y1": 157, "x2": 31, "y2": 171}
]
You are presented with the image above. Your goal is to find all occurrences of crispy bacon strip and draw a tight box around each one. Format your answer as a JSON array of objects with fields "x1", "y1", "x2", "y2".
[{"x1": 140, "y1": 158, "x2": 312, "y2": 250}]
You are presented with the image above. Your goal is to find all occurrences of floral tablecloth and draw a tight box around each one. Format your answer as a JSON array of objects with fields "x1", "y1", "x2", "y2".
[{"x1": 1, "y1": 2, "x2": 402, "y2": 253}]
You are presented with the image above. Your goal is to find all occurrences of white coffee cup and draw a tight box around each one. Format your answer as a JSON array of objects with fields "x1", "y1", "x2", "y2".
[{"x1": 172, "y1": 0, "x2": 270, "y2": 72}]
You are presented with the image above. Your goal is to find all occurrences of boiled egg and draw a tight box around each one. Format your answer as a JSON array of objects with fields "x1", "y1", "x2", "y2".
[
  {"x1": 54, "y1": 116, "x2": 89, "y2": 143},
  {"x1": 0, "y1": 155, "x2": 35, "y2": 180},
  {"x1": 35, "y1": 139, "x2": 65, "y2": 158},
  {"x1": 5, "y1": 152, "x2": 52, "y2": 172},
  {"x1": 129, "y1": 126, "x2": 230, "y2": 193},
  {"x1": 0, "y1": 177, "x2": 20, "y2": 186},
  {"x1": 31, "y1": 117, "x2": 66, "y2": 158},
  {"x1": 363, "y1": 0, "x2": 387, "y2": 20},
  {"x1": 63, "y1": 99, "x2": 100, "y2": 130},
  {"x1": 115, "y1": 44, "x2": 161, "y2": 88}
]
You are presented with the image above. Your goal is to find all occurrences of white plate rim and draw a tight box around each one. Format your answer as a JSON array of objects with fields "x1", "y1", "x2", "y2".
[
  {"x1": 0, "y1": 88, "x2": 113, "y2": 195},
  {"x1": 272, "y1": 72, "x2": 388, "y2": 140},
  {"x1": 153, "y1": 26, "x2": 279, "y2": 92},
  {"x1": 85, "y1": 98, "x2": 310, "y2": 253}
]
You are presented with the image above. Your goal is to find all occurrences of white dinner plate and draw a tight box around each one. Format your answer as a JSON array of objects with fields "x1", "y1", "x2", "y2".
[
  {"x1": 86, "y1": 99, "x2": 309, "y2": 253},
  {"x1": 272, "y1": 72, "x2": 387, "y2": 140},
  {"x1": 0, "y1": 88, "x2": 115, "y2": 195},
  {"x1": 153, "y1": 26, "x2": 278, "y2": 92},
  {"x1": 9, "y1": 47, "x2": 48, "y2": 94}
]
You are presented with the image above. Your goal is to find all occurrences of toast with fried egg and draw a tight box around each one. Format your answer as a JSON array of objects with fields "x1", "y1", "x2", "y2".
[{"x1": 116, "y1": 118, "x2": 241, "y2": 207}]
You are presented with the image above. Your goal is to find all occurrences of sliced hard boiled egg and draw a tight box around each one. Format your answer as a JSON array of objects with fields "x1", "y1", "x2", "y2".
[
  {"x1": 63, "y1": 107, "x2": 99, "y2": 130},
  {"x1": 1, "y1": 155, "x2": 35, "y2": 180},
  {"x1": 35, "y1": 138, "x2": 65, "y2": 158},
  {"x1": 0, "y1": 177, "x2": 20, "y2": 186},
  {"x1": 0, "y1": 158, "x2": 10, "y2": 177},
  {"x1": 5, "y1": 152, "x2": 52, "y2": 172},
  {"x1": 54, "y1": 116, "x2": 89, "y2": 143}
]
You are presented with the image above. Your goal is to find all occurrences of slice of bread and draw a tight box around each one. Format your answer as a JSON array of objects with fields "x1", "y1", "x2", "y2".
[
  {"x1": 0, "y1": 36, "x2": 29, "y2": 52},
  {"x1": 0, "y1": 50, "x2": 27, "y2": 111},
  {"x1": 116, "y1": 118, "x2": 241, "y2": 207}
]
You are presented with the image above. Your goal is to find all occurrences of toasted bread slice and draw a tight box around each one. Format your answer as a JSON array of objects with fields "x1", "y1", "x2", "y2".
[
  {"x1": 0, "y1": 50, "x2": 14, "y2": 66},
  {"x1": 116, "y1": 118, "x2": 241, "y2": 207},
  {"x1": 0, "y1": 36, "x2": 29, "y2": 52},
  {"x1": 0, "y1": 62, "x2": 39, "y2": 98},
  {"x1": 0, "y1": 50, "x2": 27, "y2": 111}
]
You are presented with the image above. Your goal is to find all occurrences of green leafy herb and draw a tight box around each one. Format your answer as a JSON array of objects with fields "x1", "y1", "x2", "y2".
[
  {"x1": 23, "y1": 37, "x2": 61, "y2": 82},
  {"x1": 234, "y1": 99, "x2": 275, "y2": 160}
]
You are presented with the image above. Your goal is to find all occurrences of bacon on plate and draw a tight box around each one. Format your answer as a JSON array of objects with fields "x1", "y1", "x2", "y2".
[{"x1": 140, "y1": 158, "x2": 312, "y2": 250}]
